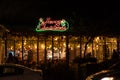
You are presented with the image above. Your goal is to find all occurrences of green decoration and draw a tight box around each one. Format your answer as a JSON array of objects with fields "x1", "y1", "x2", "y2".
[{"x1": 35, "y1": 18, "x2": 69, "y2": 32}]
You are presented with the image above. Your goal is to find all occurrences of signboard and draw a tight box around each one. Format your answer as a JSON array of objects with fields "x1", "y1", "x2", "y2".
[{"x1": 35, "y1": 17, "x2": 69, "y2": 32}]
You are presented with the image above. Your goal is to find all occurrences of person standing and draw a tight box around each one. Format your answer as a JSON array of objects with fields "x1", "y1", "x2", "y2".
[
  {"x1": 6, "y1": 53, "x2": 15, "y2": 63},
  {"x1": 112, "y1": 49, "x2": 119, "y2": 60}
]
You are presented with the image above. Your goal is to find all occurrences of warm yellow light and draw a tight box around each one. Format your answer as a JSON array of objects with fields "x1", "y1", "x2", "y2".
[
  {"x1": 41, "y1": 44, "x2": 45, "y2": 49},
  {"x1": 63, "y1": 36, "x2": 66, "y2": 39},
  {"x1": 77, "y1": 45, "x2": 80, "y2": 48},
  {"x1": 95, "y1": 36, "x2": 100, "y2": 42},
  {"x1": 70, "y1": 47, "x2": 73, "y2": 50},
  {"x1": 24, "y1": 42, "x2": 26, "y2": 45},
  {"x1": 54, "y1": 47, "x2": 57, "y2": 50},
  {"x1": 47, "y1": 45, "x2": 52, "y2": 48},
  {"x1": 50, "y1": 45, "x2": 52, "y2": 48},
  {"x1": 10, "y1": 46, "x2": 13, "y2": 50},
  {"x1": 54, "y1": 37, "x2": 58, "y2": 41},
  {"x1": 34, "y1": 44, "x2": 37, "y2": 49},
  {"x1": 68, "y1": 44, "x2": 70, "y2": 48},
  {"x1": 75, "y1": 37, "x2": 78, "y2": 40},
  {"x1": 28, "y1": 45, "x2": 31, "y2": 48},
  {"x1": 63, "y1": 43, "x2": 66, "y2": 46},
  {"x1": 19, "y1": 46, "x2": 21, "y2": 48},
  {"x1": 24, "y1": 40, "x2": 26, "y2": 45}
]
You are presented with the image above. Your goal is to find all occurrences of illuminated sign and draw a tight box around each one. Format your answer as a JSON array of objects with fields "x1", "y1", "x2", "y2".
[{"x1": 35, "y1": 17, "x2": 69, "y2": 32}]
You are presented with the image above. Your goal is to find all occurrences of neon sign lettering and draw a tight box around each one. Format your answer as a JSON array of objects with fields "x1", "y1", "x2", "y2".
[{"x1": 36, "y1": 18, "x2": 69, "y2": 32}]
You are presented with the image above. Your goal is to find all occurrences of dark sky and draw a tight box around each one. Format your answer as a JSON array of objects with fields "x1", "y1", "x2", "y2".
[
  {"x1": 0, "y1": 0, "x2": 77, "y2": 26},
  {"x1": 0, "y1": 1, "x2": 120, "y2": 32}
]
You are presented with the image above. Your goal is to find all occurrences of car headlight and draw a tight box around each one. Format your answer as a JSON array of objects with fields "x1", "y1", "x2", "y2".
[{"x1": 101, "y1": 77, "x2": 114, "y2": 80}]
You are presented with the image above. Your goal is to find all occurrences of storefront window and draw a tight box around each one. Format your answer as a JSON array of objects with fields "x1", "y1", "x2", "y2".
[
  {"x1": 45, "y1": 35, "x2": 66, "y2": 60},
  {"x1": 0, "y1": 39, "x2": 5, "y2": 63},
  {"x1": 93, "y1": 36, "x2": 117, "y2": 62},
  {"x1": 3, "y1": 34, "x2": 118, "y2": 64}
]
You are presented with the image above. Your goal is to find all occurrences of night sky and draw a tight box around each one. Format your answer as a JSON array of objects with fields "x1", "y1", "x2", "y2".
[{"x1": 0, "y1": 1, "x2": 120, "y2": 33}]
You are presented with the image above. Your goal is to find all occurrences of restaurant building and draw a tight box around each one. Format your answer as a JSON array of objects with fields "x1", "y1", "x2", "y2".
[{"x1": 0, "y1": 18, "x2": 119, "y2": 64}]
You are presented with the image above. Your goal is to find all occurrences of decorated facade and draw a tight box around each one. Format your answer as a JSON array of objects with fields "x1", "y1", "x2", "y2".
[{"x1": 0, "y1": 18, "x2": 120, "y2": 64}]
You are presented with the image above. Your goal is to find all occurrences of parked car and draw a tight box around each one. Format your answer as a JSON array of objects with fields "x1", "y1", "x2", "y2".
[
  {"x1": 86, "y1": 61, "x2": 120, "y2": 80},
  {"x1": 0, "y1": 63, "x2": 43, "y2": 80}
]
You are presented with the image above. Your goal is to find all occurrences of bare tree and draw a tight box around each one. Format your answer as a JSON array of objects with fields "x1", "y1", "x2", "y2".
[{"x1": 83, "y1": 35, "x2": 95, "y2": 58}]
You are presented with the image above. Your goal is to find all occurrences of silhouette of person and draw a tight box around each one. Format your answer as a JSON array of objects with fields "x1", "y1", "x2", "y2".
[
  {"x1": 6, "y1": 53, "x2": 15, "y2": 63},
  {"x1": 112, "y1": 49, "x2": 119, "y2": 60}
]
